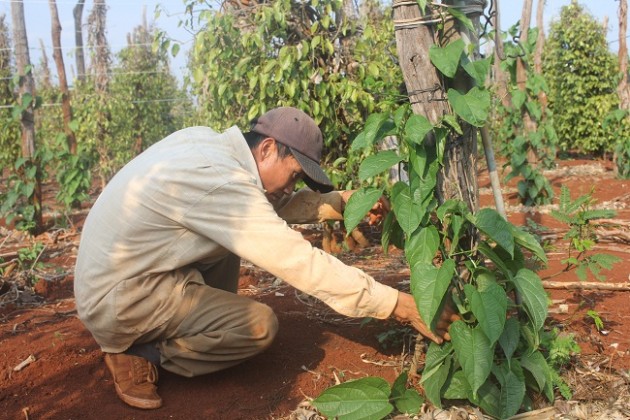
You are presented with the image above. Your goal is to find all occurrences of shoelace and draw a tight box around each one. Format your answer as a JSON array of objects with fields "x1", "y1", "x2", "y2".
[{"x1": 131, "y1": 356, "x2": 158, "y2": 385}]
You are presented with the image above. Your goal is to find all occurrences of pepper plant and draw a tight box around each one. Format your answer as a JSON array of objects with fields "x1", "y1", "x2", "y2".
[
  {"x1": 181, "y1": 0, "x2": 402, "y2": 186},
  {"x1": 315, "y1": 35, "x2": 556, "y2": 420},
  {"x1": 494, "y1": 25, "x2": 557, "y2": 206}
]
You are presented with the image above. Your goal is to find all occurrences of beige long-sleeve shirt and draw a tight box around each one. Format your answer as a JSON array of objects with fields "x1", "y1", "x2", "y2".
[{"x1": 74, "y1": 126, "x2": 399, "y2": 352}]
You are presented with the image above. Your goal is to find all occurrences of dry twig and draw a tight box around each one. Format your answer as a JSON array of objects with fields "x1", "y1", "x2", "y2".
[{"x1": 541, "y1": 281, "x2": 630, "y2": 291}]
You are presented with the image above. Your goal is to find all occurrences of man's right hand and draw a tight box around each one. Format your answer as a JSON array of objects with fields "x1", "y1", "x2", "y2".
[{"x1": 391, "y1": 291, "x2": 459, "y2": 344}]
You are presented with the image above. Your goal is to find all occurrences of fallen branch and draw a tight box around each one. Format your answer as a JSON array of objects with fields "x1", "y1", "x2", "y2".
[{"x1": 542, "y1": 281, "x2": 630, "y2": 291}]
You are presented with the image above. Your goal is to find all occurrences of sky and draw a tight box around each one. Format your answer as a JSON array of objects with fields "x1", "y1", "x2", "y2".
[{"x1": 0, "y1": 0, "x2": 627, "y2": 86}]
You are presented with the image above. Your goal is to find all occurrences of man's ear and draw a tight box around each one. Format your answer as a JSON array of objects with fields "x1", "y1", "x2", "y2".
[{"x1": 257, "y1": 137, "x2": 277, "y2": 161}]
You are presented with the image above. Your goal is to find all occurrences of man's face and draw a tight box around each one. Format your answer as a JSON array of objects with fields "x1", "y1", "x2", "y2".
[{"x1": 257, "y1": 140, "x2": 304, "y2": 202}]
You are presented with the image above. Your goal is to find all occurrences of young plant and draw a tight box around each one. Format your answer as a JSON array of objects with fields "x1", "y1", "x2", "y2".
[
  {"x1": 549, "y1": 185, "x2": 621, "y2": 281},
  {"x1": 541, "y1": 328, "x2": 580, "y2": 400},
  {"x1": 586, "y1": 310, "x2": 605, "y2": 332}
]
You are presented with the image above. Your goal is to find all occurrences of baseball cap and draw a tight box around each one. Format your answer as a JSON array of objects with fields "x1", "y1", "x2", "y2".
[{"x1": 250, "y1": 107, "x2": 334, "y2": 193}]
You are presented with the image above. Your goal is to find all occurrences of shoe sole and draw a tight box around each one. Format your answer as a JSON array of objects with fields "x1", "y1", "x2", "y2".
[
  {"x1": 113, "y1": 382, "x2": 163, "y2": 409},
  {"x1": 105, "y1": 354, "x2": 163, "y2": 409}
]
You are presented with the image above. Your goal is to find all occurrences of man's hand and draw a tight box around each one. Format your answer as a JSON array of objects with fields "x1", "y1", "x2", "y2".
[
  {"x1": 391, "y1": 292, "x2": 459, "y2": 344},
  {"x1": 341, "y1": 190, "x2": 391, "y2": 226}
]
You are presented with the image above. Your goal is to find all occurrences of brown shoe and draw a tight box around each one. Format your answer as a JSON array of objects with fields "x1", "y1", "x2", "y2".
[{"x1": 104, "y1": 353, "x2": 162, "y2": 409}]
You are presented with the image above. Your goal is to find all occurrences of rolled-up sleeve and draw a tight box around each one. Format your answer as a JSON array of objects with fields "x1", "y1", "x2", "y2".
[{"x1": 275, "y1": 189, "x2": 344, "y2": 223}]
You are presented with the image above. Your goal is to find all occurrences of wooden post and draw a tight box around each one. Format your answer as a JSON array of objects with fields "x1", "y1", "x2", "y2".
[
  {"x1": 73, "y1": 0, "x2": 86, "y2": 82},
  {"x1": 11, "y1": 0, "x2": 43, "y2": 232},
  {"x1": 49, "y1": 0, "x2": 77, "y2": 155}
]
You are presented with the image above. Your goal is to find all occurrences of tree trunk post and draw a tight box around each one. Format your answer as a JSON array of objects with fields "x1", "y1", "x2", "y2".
[
  {"x1": 11, "y1": 0, "x2": 43, "y2": 232},
  {"x1": 392, "y1": 0, "x2": 483, "y2": 372},
  {"x1": 618, "y1": 0, "x2": 630, "y2": 110},
  {"x1": 49, "y1": 0, "x2": 77, "y2": 154},
  {"x1": 73, "y1": 0, "x2": 86, "y2": 82}
]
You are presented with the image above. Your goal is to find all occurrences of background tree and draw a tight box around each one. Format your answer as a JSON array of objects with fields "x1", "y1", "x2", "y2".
[
  {"x1": 75, "y1": 0, "x2": 113, "y2": 187},
  {"x1": 493, "y1": 8, "x2": 557, "y2": 206},
  {"x1": 0, "y1": 14, "x2": 20, "y2": 169},
  {"x1": 37, "y1": 38, "x2": 52, "y2": 90},
  {"x1": 108, "y1": 16, "x2": 185, "y2": 165},
  {"x1": 49, "y1": 0, "x2": 76, "y2": 154},
  {"x1": 184, "y1": 0, "x2": 401, "y2": 187},
  {"x1": 543, "y1": 1, "x2": 621, "y2": 154},
  {"x1": 516, "y1": 0, "x2": 537, "y2": 150},
  {"x1": 533, "y1": 0, "x2": 547, "y2": 111},
  {"x1": 617, "y1": 0, "x2": 630, "y2": 110},
  {"x1": 73, "y1": 0, "x2": 86, "y2": 82},
  {"x1": 9, "y1": 0, "x2": 43, "y2": 233}
]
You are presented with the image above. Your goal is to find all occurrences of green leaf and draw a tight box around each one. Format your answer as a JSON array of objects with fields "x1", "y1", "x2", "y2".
[
  {"x1": 429, "y1": 39, "x2": 465, "y2": 78},
  {"x1": 344, "y1": 187, "x2": 383, "y2": 233},
  {"x1": 359, "y1": 113, "x2": 395, "y2": 151},
  {"x1": 477, "y1": 242, "x2": 514, "y2": 279},
  {"x1": 589, "y1": 253, "x2": 622, "y2": 270},
  {"x1": 350, "y1": 132, "x2": 368, "y2": 152},
  {"x1": 464, "y1": 281, "x2": 507, "y2": 345},
  {"x1": 381, "y1": 211, "x2": 404, "y2": 251},
  {"x1": 311, "y1": 35, "x2": 321, "y2": 49},
  {"x1": 391, "y1": 182, "x2": 422, "y2": 235},
  {"x1": 436, "y1": 199, "x2": 470, "y2": 221},
  {"x1": 312, "y1": 377, "x2": 393, "y2": 420},
  {"x1": 422, "y1": 342, "x2": 454, "y2": 407},
  {"x1": 492, "y1": 361, "x2": 526, "y2": 418},
  {"x1": 448, "y1": 7, "x2": 474, "y2": 31},
  {"x1": 520, "y1": 350, "x2": 554, "y2": 402},
  {"x1": 422, "y1": 355, "x2": 452, "y2": 408},
  {"x1": 471, "y1": 208, "x2": 515, "y2": 258},
  {"x1": 499, "y1": 317, "x2": 520, "y2": 361},
  {"x1": 395, "y1": 389, "x2": 424, "y2": 415},
  {"x1": 424, "y1": 341, "x2": 454, "y2": 372},
  {"x1": 521, "y1": 323, "x2": 540, "y2": 350},
  {"x1": 447, "y1": 87, "x2": 490, "y2": 127},
  {"x1": 404, "y1": 114, "x2": 433, "y2": 145},
  {"x1": 405, "y1": 225, "x2": 440, "y2": 267},
  {"x1": 512, "y1": 269, "x2": 548, "y2": 332},
  {"x1": 443, "y1": 369, "x2": 471, "y2": 400},
  {"x1": 391, "y1": 371, "x2": 408, "y2": 402},
  {"x1": 358, "y1": 151, "x2": 403, "y2": 182},
  {"x1": 411, "y1": 259, "x2": 454, "y2": 330},
  {"x1": 450, "y1": 321, "x2": 494, "y2": 398},
  {"x1": 171, "y1": 43, "x2": 180, "y2": 57},
  {"x1": 512, "y1": 90, "x2": 527, "y2": 109},
  {"x1": 510, "y1": 224, "x2": 548, "y2": 264},
  {"x1": 392, "y1": 374, "x2": 424, "y2": 416},
  {"x1": 21, "y1": 92, "x2": 33, "y2": 108},
  {"x1": 469, "y1": 380, "x2": 501, "y2": 418},
  {"x1": 440, "y1": 114, "x2": 463, "y2": 135},
  {"x1": 462, "y1": 56, "x2": 491, "y2": 87}
]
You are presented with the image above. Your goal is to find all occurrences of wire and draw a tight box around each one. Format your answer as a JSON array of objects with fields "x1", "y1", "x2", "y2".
[
  {"x1": 0, "y1": 68, "x2": 177, "y2": 80},
  {"x1": 0, "y1": 0, "x2": 168, "y2": 5},
  {"x1": 0, "y1": 43, "x2": 157, "y2": 52},
  {"x1": 0, "y1": 96, "x2": 190, "y2": 109}
]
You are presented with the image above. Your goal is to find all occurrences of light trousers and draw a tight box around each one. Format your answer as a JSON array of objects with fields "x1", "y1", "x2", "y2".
[{"x1": 130, "y1": 254, "x2": 279, "y2": 378}]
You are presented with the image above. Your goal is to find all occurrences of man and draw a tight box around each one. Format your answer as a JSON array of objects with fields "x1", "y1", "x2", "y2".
[{"x1": 74, "y1": 107, "x2": 455, "y2": 410}]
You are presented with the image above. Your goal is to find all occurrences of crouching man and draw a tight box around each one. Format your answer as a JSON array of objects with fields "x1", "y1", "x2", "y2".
[{"x1": 74, "y1": 107, "x2": 457, "y2": 409}]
